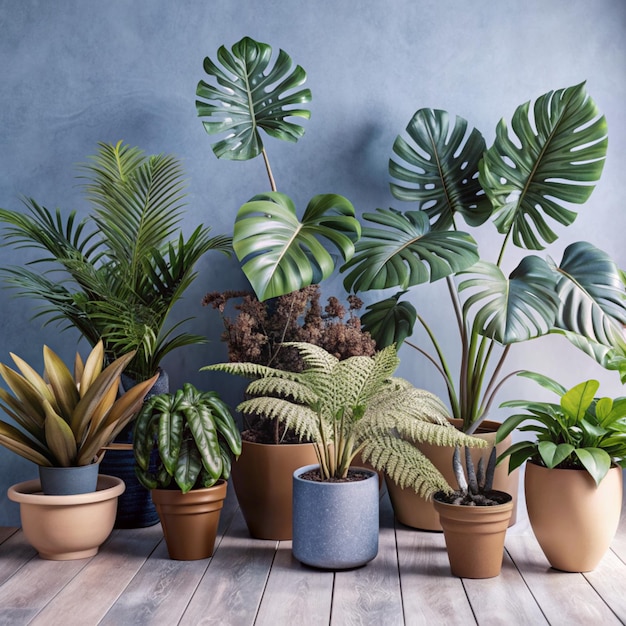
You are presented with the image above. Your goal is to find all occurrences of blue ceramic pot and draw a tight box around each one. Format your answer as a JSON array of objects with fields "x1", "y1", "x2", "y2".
[
  {"x1": 38, "y1": 463, "x2": 99, "y2": 495},
  {"x1": 292, "y1": 464, "x2": 379, "y2": 569}
]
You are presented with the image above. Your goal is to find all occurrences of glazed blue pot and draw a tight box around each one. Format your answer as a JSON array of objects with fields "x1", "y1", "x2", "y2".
[
  {"x1": 292, "y1": 464, "x2": 379, "y2": 569},
  {"x1": 38, "y1": 463, "x2": 99, "y2": 495}
]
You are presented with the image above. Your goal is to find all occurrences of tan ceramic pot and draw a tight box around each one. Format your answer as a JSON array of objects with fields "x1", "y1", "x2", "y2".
[
  {"x1": 525, "y1": 462, "x2": 623, "y2": 572},
  {"x1": 231, "y1": 440, "x2": 319, "y2": 539},
  {"x1": 151, "y1": 480, "x2": 227, "y2": 560},
  {"x1": 7, "y1": 474, "x2": 125, "y2": 560},
  {"x1": 433, "y1": 491, "x2": 513, "y2": 578},
  {"x1": 386, "y1": 419, "x2": 519, "y2": 530}
]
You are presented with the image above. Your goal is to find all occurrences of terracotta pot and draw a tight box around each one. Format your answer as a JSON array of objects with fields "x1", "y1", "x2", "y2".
[
  {"x1": 151, "y1": 480, "x2": 227, "y2": 560},
  {"x1": 433, "y1": 490, "x2": 513, "y2": 578},
  {"x1": 292, "y1": 464, "x2": 379, "y2": 569},
  {"x1": 385, "y1": 418, "x2": 519, "y2": 530},
  {"x1": 231, "y1": 440, "x2": 318, "y2": 539},
  {"x1": 524, "y1": 462, "x2": 623, "y2": 572},
  {"x1": 7, "y1": 474, "x2": 125, "y2": 560}
]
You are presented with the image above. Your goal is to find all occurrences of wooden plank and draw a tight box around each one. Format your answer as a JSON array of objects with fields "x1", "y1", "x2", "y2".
[
  {"x1": 179, "y1": 507, "x2": 276, "y2": 625},
  {"x1": 395, "y1": 522, "x2": 475, "y2": 624},
  {"x1": 0, "y1": 528, "x2": 18, "y2": 545},
  {"x1": 0, "y1": 530, "x2": 37, "y2": 586},
  {"x1": 584, "y1": 549, "x2": 626, "y2": 623},
  {"x1": 331, "y1": 494, "x2": 404, "y2": 626},
  {"x1": 505, "y1": 534, "x2": 623, "y2": 625},
  {"x1": 463, "y1": 550, "x2": 547, "y2": 624},
  {"x1": 28, "y1": 524, "x2": 164, "y2": 626},
  {"x1": 254, "y1": 542, "x2": 334, "y2": 626},
  {"x1": 609, "y1": 502, "x2": 626, "y2": 563}
]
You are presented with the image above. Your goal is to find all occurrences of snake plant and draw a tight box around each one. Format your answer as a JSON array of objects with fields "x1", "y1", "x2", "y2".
[
  {"x1": 196, "y1": 36, "x2": 361, "y2": 301},
  {"x1": 0, "y1": 340, "x2": 158, "y2": 467},
  {"x1": 0, "y1": 141, "x2": 232, "y2": 382},
  {"x1": 205, "y1": 342, "x2": 485, "y2": 498},
  {"x1": 133, "y1": 383, "x2": 242, "y2": 493},
  {"x1": 341, "y1": 83, "x2": 626, "y2": 434}
]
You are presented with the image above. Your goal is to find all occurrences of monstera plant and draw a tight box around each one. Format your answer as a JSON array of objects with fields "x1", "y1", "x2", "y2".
[
  {"x1": 341, "y1": 82, "x2": 626, "y2": 434},
  {"x1": 196, "y1": 36, "x2": 361, "y2": 301}
]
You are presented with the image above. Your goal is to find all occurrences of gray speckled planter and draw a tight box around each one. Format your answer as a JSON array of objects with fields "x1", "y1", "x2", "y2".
[{"x1": 292, "y1": 464, "x2": 379, "y2": 570}]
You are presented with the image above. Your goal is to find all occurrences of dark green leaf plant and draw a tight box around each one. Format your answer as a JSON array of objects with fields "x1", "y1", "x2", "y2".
[
  {"x1": 133, "y1": 383, "x2": 242, "y2": 494},
  {"x1": 496, "y1": 371, "x2": 626, "y2": 486},
  {"x1": 341, "y1": 83, "x2": 626, "y2": 434},
  {"x1": 196, "y1": 36, "x2": 361, "y2": 301}
]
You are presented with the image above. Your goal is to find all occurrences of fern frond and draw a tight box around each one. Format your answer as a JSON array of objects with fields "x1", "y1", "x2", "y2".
[
  {"x1": 204, "y1": 361, "x2": 299, "y2": 381},
  {"x1": 245, "y1": 377, "x2": 320, "y2": 406},
  {"x1": 282, "y1": 342, "x2": 339, "y2": 372}
]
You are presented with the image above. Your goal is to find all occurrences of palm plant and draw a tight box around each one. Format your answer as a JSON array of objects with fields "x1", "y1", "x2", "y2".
[
  {"x1": 205, "y1": 342, "x2": 484, "y2": 497},
  {"x1": 196, "y1": 36, "x2": 361, "y2": 301},
  {"x1": 0, "y1": 141, "x2": 232, "y2": 382},
  {"x1": 341, "y1": 83, "x2": 626, "y2": 434}
]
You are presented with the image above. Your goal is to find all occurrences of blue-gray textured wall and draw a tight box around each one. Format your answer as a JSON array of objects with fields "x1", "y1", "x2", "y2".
[{"x1": 0, "y1": 0, "x2": 624, "y2": 524}]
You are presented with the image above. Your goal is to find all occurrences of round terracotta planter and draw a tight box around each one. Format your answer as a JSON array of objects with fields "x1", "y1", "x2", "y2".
[
  {"x1": 231, "y1": 440, "x2": 318, "y2": 540},
  {"x1": 524, "y1": 462, "x2": 623, "y2": 572},
  {"x1": 7, "y1": 474, "x2": 125, "y2": 560},
  {"x1": 292, "y1": 465, "x2": 379, "y2": 569},
  {"x1": 151, "y1": 480, "x2": 227, "y2": 560},
  {"x1": 385, "y1": 418, "x2": 519, "y2": 530},
  {"x1": 433, "y1": 490, "x2": 513, "y2": 578}
]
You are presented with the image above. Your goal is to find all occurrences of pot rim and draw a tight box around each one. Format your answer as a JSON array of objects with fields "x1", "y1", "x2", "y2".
[
  {"x1": 7, "y1": 474, "x2": 125, "y2": 505},
  {"x1": 293, "y1": 463, "x2": 378, "y2": 483},
  {"x1": 433, "y1": 489, "x2": 513, "y2": 507}
]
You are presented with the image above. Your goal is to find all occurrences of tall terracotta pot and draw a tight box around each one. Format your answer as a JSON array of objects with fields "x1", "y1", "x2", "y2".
[
  {"x1": 524, "y1": 462, "x2": 623, "y2": 572},
  {"x1": 151, "y1": 480, "x2": 227, "y2": 560},
  {"x1": 433, "y1": 490, "x2": 513, "y2": 578},
  {"x1": 231, "y1": 440, "x2": 319, "y2": 540},
  {"x1": 386, "y1": 418, "x2": 519, "y2": 530}
]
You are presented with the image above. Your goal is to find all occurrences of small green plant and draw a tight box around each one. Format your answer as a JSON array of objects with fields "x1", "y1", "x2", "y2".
[
  {"x1": 133, "y1": 384, "x2": 242, "y2": 494},
  {"x1": 0, "y1": 340, "x2": 157, "y2": 467},
  {"x1": 496, "y1": 371, "x2": 626, "y2": 486},
  {"x1": 205, "y1": 342, "x2": 484, "y2": 497}
]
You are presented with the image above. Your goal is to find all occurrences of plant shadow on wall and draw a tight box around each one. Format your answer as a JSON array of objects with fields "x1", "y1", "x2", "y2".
[{"x1": 340, "y1": 83, "x2": 626, "y2": 434}]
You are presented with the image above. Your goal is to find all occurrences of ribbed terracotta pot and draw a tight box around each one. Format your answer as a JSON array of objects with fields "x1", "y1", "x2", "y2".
[
  {"x1": 386, "y1": 418, "x2": 519, "y2": 530},
  {"x1": 231, "y1": 440, "x2": 318, "y2": 539},
  {"x1": 7, "y1": 474, "x2": 125, "y2": 560},
  {"x1": 151, "y1": 480, "x2": 227, "y2": 560},
  {"x1": 525, "y1": 462, "x2": 623, "y2": 572},
  {"x1": 433, "y1": 490, "x2": 513, "y2": 578},
  {"x1": 292, "y1": 464, "x2": 379, "y2": 569}
]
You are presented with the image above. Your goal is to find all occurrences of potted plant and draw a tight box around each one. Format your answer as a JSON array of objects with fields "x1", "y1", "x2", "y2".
[
  {"x1": 206, "y1": 342, "x2": 484, "y2": 569},
  {"x1": 203, "y1": 286, "x2": 377, "y2": 539},
  {"x1": 340, "y1": 83, "x2": 626, "y2": 528},
  {"x1": 2, "y1": 340, "x2": 157, "y2": 560},
  {"x1": 496, "y1": 372, "x2": 626, "y2": 572},
  {"x1": 433, "y1": 446, "x2": 513, "y2": 578},
  {"x1": 133, "y1": 383, "x2": 242, "y2": 560},
  {"x1": 0, "y1": 141, "x2": 232, "y2": 526}
]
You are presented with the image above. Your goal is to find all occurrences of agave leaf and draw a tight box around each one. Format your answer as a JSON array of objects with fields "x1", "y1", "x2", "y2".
[
  {"x1": 234, "y1": 191, "x2": 360, "y2": 300},
  {"x1": 196, "y1": 36, "x2": 312, "y2": 161},
  {"x1": 0, "y1": 421, "x2": 53, "y2": 466},
  {"x1": 43, "y1": 345, "x2": 80, "y2": 421},
  {"x1": 480, "y1": 83, "x2": 607, "y2": 250},
  {"x1": 341, "y1": 208, "x2": 479, "y2": 293},
  {"x1": 0, "y1": 363, "x2": 47, "y2": 424},
  {"x1": 459, "y1": 257, "x2": 560, "y2": 344},
  {"x1": 9, "y1": 352, "x2": 56, "y2": 408},
  {"x1": 0, "y1": 388, "x2": 46, "y2": 437},
  {"x1": 43, "y1": 400, "x2": 77, "y2": 466},
  {"x1": 79, "y1": 340, "x2": 105, "y2": 397},
  {"x1": 389, "y1": 108, "x2": 491, "y2": 229}
]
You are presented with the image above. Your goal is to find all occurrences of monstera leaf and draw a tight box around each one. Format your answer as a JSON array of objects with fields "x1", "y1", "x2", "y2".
[
  {"x1": 341, "y1": 208, "x2": 479, "y2": 293},
  {"x1": 196, "y1": 36, "x2": 312, "y2": 161},
  {"x1": 233, "y1": 191, "x2": 360, "y2": 301},
  {"x1": 360, "y1": 292, "x2": 418, "y2": 348},
  {"x1": 459, "y1": 257, "x2": 560, "y2": 344},
  {"x1": 480, "y1": 82, "x2": 608, "y2": 250},
  {"x1": 390, "y1": 109, "x2": 492, "y2": 229}
]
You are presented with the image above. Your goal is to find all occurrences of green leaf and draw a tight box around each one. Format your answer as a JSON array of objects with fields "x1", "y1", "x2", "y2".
[
  {"x1": 480, "y1": 82, "x2": 607, "y2": 250},
  {"x1": 234, "y1": 191, "x2": 360, "y2": 301},
  {"x1": 196, "y1": 36, "x2": 312, "y2": 161},
  {"x1": 175, "y1": 438, "x2": 203, "y2": 494},
  {"x1": 459, "y1": 257, "x2": 559, "y2": 343},
  {"x1": 574, "y1": 447, "x2": 611, "y2": 486},
  {"x1": 560, "y1": 379, "x2": 599, "y2": 424},
  {"x1": 496, "y1": 440, "x2": 536, "y2": 472},
  {"x1": 389, "y1": 108, "x2": 492, "y2": 228},
  {"x1": 341, "y1": 208, "x2": 479, "y2": 293},
  {"x1": 361, "y1": 292, "x2": 417, "y2": 348},
  {"x1": 538, "y1": 441, "x2": 574, "y2": 468}
]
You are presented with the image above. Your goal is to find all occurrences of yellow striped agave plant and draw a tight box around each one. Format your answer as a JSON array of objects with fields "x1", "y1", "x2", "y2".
[{"x1": 0, "y1": 340, "x2": 158, "y2": 467}]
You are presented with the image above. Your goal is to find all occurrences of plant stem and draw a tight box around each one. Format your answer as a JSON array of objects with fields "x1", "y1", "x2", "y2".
[{"x1": 261, "y1": 147, "x2": 277, "y2": 192}]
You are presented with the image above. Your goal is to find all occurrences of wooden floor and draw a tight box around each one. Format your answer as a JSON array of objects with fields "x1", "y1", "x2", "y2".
[{"x1": 0, "y1": 485, "x2": 624, "y2": 626}]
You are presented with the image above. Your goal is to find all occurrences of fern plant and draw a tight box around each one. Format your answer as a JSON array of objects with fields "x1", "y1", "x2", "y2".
[
  {"x1": 0, "y1": 141, "x2": 232, "y2": 382},
  {"x1": 205, "y1": 342, "x2": 484, "y2": 497}
]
